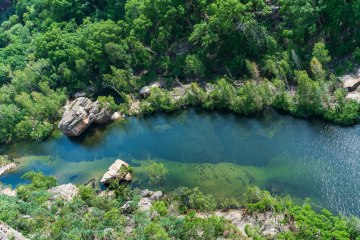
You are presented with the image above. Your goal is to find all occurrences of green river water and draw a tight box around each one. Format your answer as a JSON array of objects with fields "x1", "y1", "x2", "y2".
[{"x1": 1, "y1": 109, "x2": 360, "y2": 216}]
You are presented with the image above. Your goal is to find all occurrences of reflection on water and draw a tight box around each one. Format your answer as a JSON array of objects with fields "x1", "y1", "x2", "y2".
[{"x1": 1, "y1": 109, "x2": 360, "y2": 216}]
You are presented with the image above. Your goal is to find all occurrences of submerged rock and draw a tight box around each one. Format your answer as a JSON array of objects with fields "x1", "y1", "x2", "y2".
[
  {"x1": 100, "y1": 160, "x2": 132, "y2": 186},
  {"x1": 58, "y1": 97, "x2": 114, "y2": 137},
  {"x1": 0, "y1": 221, "x2": 28, "y2": 240},
  {"x1": 48, "y1": 184, "x2": 79, "y2": 202},
  {"x1": 0, "y1": 163, "x2": 16, "y2": 176}
]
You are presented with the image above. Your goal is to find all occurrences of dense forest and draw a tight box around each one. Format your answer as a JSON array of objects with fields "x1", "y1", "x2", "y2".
[{"x1": 1, "y1": 0, "x2": 360, "y2": 142}]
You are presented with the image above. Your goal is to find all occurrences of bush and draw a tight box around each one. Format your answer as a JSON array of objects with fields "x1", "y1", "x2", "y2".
[
  {"x1": 97, "y1": 95, "x2": 118, "y2": 112},
  {"x1": 143, "y1": 222, "x2": 170, "y2": 240},
  {"x1": 173, "y1": 187, "x2": 216, "y2": 212},
  {"x1": 151, "y1": 201, "x2": 168, "y2": 217}
]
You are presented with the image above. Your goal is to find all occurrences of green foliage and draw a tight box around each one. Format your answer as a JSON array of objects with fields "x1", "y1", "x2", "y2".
[
  {"x1": 103, "y1": 67, "x2": 139, "y2": 94},
  {"x1": 97, "y1": 95, "x2": 118, "y2": 112},
  {"x1": 143, "y1": 222, "x2": 170, "y2": 240},
  {"x1": 144, "y1": 161, "x2": 169, "y2": 185},
  {"x1": 151, "y1": 201, "x2": 168, "y2": 217},
  {"x1": 173, "y1": 187, "x2": 216, "y2": 212},
  {"x1": 16, "y1": 171, "x2": 57, "y2": 203},
  {"x1": 244, "y1": 186, "x2": 280, "y2": 214},
  {"x1": 353, "y1": 47, "x2": 360, "y2": 64},
  {"x1": 0, "y1": 155, "x2": 11, "y2": 167},
  {"x1": 0, "y1": 172, "x2": 358, "y2": 239},
  {"x1": 1, "y1": 0, "x2": 360, "y2": 143},
  {"x1": 244, "y1": 225, "x2": 266, "y2": 240},
  {"x1": 312, "y1": 42, "x2": 331, "y2": 66},
  {"x1": 185, "y1": 54, "x2": 206, "y2": 78}
]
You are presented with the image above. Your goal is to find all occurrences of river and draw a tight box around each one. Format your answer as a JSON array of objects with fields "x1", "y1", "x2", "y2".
[{"x1": 1, "y1": 109, "x2": 360, "y2": 216}]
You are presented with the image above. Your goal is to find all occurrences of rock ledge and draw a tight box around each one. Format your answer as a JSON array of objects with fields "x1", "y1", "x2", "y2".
[{"x1": 58, "y1": 97, "x2": 114, "y2": 137}]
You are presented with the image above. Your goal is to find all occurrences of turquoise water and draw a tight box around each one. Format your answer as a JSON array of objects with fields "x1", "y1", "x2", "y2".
[{"x1": 1, "y1": 109, "x2": 360, "y2": 216}]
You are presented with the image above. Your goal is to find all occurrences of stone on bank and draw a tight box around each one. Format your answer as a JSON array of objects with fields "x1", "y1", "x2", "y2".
[{"x1": 58, "y1": 97, "x2": 118, "y2": 137}]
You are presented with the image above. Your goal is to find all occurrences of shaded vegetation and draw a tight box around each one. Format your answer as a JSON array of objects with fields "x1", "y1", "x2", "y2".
[{"x1": 1, "y1": 0, "x2": 360, "y2": 142}]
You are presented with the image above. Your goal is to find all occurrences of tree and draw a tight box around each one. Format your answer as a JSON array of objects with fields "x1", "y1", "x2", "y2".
[
  {"x1": 310, "y1": 57, "x2": 326, "y2": 81},
  {"x1": 295, "y1": 70, "x2": 325, "y2": 116},
  {"x1": 144, "y1": 161, "x2": 169, "y2": 185},
  {"x1": 279, "y1": 0, "x2": 322, "y2": 44},
  {"x1": 103, "y1": 67, "x2": 138, "y2": 95},
  {"x1": 312, "y1": 42, "x2": 331, "y2": 66}
]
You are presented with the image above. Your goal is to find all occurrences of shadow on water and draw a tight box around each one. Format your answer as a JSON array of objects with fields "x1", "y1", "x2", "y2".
[{"x1": 1, "y1": 109, "x2": 360, "y2": 216}]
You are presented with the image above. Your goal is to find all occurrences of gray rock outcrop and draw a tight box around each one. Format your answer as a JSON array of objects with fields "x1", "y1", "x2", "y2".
[
  {"x1": 120, "y1": 201, "x2": 134, "y2": 213},
  {"x1": 140, "y1": 189, "x2": 153, "y2": 197},
  {"x1": 149, "y1": 191, "x2": 163, "y2": 201},
  {"x1": 140, "y1": 81, "x2": 163, "y2": 97},
  {"x1": 137, "y1": 191, "x2": 164, "y2": 213},
  {"x1": 58, "y1": 97, "x2": 114, "y2": 137},
  {"x1": 0, "y1": 221, "x2": 28, "y2": 240},
  {"x1": 100, "y1": 160, "x2": 132, "y2": 185},
  {"x1": 48, "y1": 184, "x2": 79, "y2": 202},
  {"x1": 138, "y1": 198, "x2": 152, "y2": 212}
]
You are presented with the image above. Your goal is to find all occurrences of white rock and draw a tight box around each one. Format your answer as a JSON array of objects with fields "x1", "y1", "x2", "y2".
[
  {"x1": 0, "y1": 221, "x2": 28, "y2": 240},
  {"x1": 100, "y1": 160, "x2": 132, "y2": 185},
  {"x1": 0, "y1": 163, "x2": 16, "y2": 176},
  {"x1": 140, "y1": 189, "x2": 153, "y2": 197},
  {"x1": 110, "y1": 112, "x2": 122, "y2": 121},
  {"x1": 120, "y1": 201, "x2": 133, "y2": 213},
  {"x1": 48, "y1": 184, "x2": 79, "y2": 202},
  {"x1": 0, "y1": 187, "x2": 16, "y2": 197},
  {"x1": 149, "y1": 191, "x2": 163, "y2": 201},
  {"x1": 346, "y1": 92, "x2": 360, "y2": 103},
  {"x1": 138, "y1": 198, "x2": 152, "y2": 212}
]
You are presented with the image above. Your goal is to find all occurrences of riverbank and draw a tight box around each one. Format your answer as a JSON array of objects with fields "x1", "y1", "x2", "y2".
[
  {"x1": 120, "y1": 77, "x2": 359, "y2": 128},
  {"x1": 0, "y1": 171, "x2": 357, "y2": 240}
]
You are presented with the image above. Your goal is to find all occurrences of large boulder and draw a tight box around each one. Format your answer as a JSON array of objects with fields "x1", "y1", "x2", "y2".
[
  {"x1": 48, "y1": 184, "x2": 79, "y2": 202},
  {"x1": 58, "y1": 97, "x2": 114, "y2": 137},
  {"x1": 101, "y1": 160, "x2": 132, "y2": 186},
  {"x1": 0, "y1": 221, "x2": 28, "y2": 240}
]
